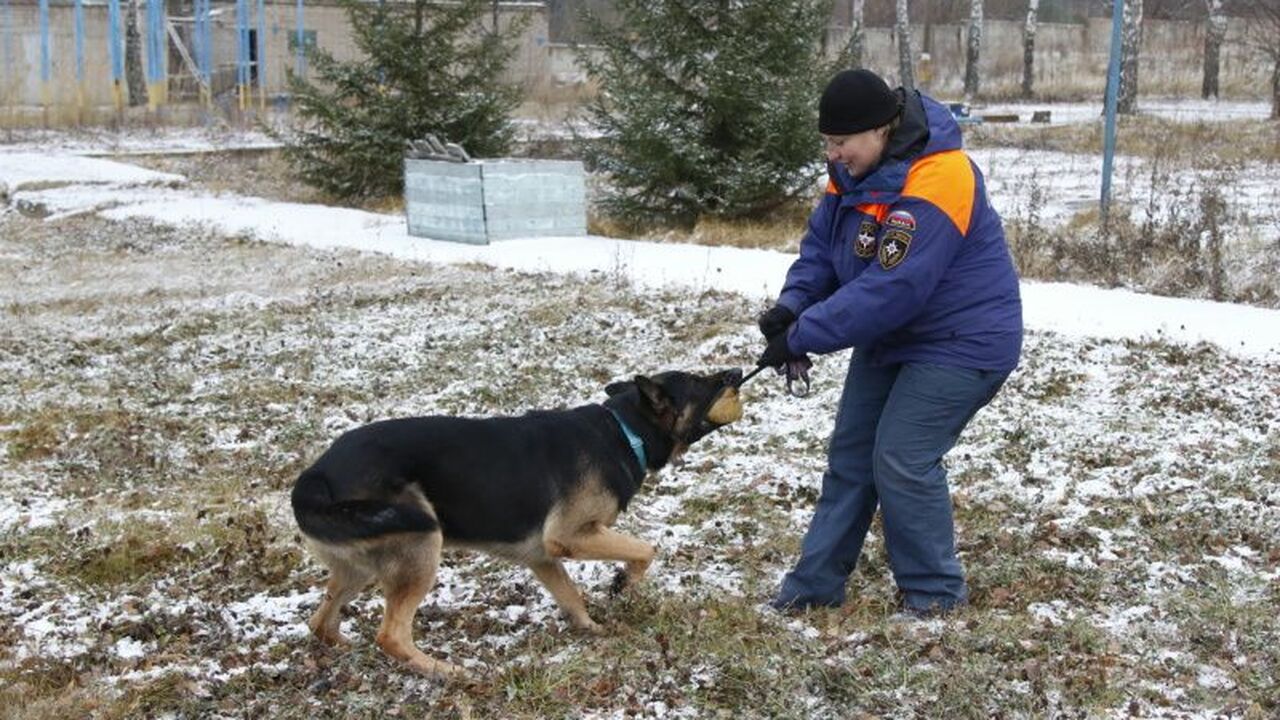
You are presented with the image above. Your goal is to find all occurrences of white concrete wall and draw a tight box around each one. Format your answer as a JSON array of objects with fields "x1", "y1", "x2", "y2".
[{"x1": 0, "y1": 2, "x2": 1272, "y2": 119}]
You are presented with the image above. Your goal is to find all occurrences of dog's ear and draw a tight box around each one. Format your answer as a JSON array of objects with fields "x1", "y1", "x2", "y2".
[
  {"x1": 633, "y1": 375, "x2": 672, "y2": 415},
  {"x1": 605, "y1": 380, "x2": 632, "y2": 397}
]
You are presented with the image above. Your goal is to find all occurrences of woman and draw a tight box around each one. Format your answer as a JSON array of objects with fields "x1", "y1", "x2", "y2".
[{"x1": 756, "y1": 68, "x2": 1022, "y2": 616}]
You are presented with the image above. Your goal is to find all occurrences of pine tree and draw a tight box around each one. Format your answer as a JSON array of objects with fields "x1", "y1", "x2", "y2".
[
  {"x1": 578, "y1": 0, "x2": 840, "y2": 228},
  {"x1": 278, "y1": 0, "x2": 522, "y2": 200}
]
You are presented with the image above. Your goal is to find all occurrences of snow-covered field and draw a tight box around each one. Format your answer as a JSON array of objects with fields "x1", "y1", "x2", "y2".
[
  {"x1": 0, "y1": 110, "x2": 1277, "y2": 717},
  {"x1": 972, "y1": 98, "x2": 1273, "y2": 125}
]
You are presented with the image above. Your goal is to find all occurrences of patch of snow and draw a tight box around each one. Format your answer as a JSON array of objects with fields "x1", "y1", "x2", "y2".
[
  {"x1": 113, "y1": 637, "x2": 148, "y2": 660},
  {"x1": 0, "y1": 496, "x2": 70, "y2": 532},
  {"x1": 1195, "y1": 663, "x2": 1235, "y2": 691},
  {"x1": 0, "y1": 153, "x2": 184, "y2": 189},
  {"x1": 221, "y1": 589, "x2": 323, "y2": 643},
  {"x1": 1027, "y1": 600, "x2": 1072, "y2": 626},
  {"x1": 969, "y1": 98, "x2": 1273, "y2": 125}
]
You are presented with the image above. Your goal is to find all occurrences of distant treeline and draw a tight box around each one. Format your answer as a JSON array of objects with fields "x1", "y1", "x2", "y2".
[{"x1": 548, "y1": 0, "x2": 1257, "y2": 44}]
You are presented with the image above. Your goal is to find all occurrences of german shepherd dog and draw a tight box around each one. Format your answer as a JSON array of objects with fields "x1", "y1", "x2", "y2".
[{"x1": 291, "y1": 369, "x2": 744, "y2": 677}]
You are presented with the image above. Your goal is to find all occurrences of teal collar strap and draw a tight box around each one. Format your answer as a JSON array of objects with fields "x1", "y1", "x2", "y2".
[{"x1": 607, "y1": 408, "x2": 647, "y2": 472}]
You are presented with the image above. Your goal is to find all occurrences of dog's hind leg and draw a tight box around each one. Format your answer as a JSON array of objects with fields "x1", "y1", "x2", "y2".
[
  {"x1": 373, "y1": 530, "x2": 462, "y2": 678},
  {"x1": 309, "y1": 561, "x2": 374, "y2": 646},
  {"x1": 529, "y1": 559, "x2": 602, "y2": 634}
]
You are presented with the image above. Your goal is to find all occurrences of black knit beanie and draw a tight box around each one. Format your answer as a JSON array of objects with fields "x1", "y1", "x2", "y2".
[{"x1": 818, "y1": 69, "x2": 902, "y2": 135}]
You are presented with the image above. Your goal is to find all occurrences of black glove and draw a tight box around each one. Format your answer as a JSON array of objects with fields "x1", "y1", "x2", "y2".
[
  {"x1": 756, "y1": 305, "x2": 795, "y2": 340},
  {"x1": 757, "y1": 330, "x2": 804, "y2": 369}
]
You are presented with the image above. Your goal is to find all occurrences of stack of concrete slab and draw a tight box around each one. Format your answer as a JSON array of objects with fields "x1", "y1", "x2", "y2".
[{"x1": 404, "y1": 158, "x2": 587, "y2": 244}]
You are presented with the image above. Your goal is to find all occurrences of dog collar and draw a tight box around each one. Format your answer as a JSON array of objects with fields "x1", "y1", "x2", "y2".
[{"x1": 607, "y1": 408, "x2": 647, "y2": 471}]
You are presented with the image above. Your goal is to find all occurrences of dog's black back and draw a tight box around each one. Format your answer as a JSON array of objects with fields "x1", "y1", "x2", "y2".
[{"x1": 292, "y1": 405, "x2": 643, "y2": 545}]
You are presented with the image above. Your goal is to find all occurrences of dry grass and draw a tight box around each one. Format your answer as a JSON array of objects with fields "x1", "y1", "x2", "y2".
[
  {"x1": 966, "y1": 116, "x2": 1280, "y2": 166},
  {"x1": 123, "y1": 148, "x2": 404, "y2": 214},
  {"x1": 997, "y1": 149, "x2": 1280, "y2": 307},
  {"x1": 122, "y1": 149, "x2": 329, "y2": 206},
  {"x1": 589, "y1": 198, "x2": 815, "y2": 252},
  {"x1": 1, "y1": 208, "x2": 1276, "y2": 717}
]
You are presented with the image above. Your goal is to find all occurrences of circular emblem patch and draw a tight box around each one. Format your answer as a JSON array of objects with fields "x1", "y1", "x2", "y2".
[{"x1": 854, "y1": 220, "x2": 879, "y2": 259}]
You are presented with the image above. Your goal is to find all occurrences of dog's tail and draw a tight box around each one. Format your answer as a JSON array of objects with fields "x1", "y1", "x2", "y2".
[{"x1": 291, "y1": 468, "x2": 440, "y2": 543}]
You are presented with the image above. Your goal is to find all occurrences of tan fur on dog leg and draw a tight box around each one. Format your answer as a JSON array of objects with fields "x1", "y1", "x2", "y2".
[
  {"x1": 529, "y1": 559, "x2": 602, "y2": 634},
  {"x1": 560, "y1": 526, "x2": 657, "y2": 588},
  {"x1": 371, "y1": 531, "x2": 462, "y2": 677},
  {"x1": 308, "y1": 560, "x2": 374, "y2": 646}
]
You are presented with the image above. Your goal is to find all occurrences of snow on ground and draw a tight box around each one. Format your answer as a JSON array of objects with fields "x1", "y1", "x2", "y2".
[
  {"x1": 1, "y1": 151, "x2": 1278, "y2": 361},
  {"x1": 1, "y1": 117, "x2": 1277, "y2": 715},
  {"x1": 972, "y1": 146, "x2": 1280, "y2": 228},
  {"x1": 970, "y1": 97, "x2": 1273, "y2": 125},
  {"x1": 0, "y1": 126, "x2": 281, "y2": 157},
  {"x1": 1, "y1": 210, "x2": 1274, "y2": 715},
  {"x1": 0, "y1": 152, "x2": 185, "y2": 188}
]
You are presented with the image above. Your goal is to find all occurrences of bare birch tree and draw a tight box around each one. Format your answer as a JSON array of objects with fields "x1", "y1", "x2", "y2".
[
  {"x1": 848, "y1": 0, "x2": 865, "y2": 68},
  {"x1": 964, "y1": 0, "x2": 983, "y2": 101},
  {"x1": 1117, "y1": 0, "x2": 1143, "y2": 115},
  {"x1": 1202, "y1": 0, "x2": 1226, "y2": 99},
  {"x1": 1021, "y1": 0, "x2": 1040, "y2": 98},
  {"x1": 1241, "y1": 0, "x2": 1279, "y2": 119},
  {"x1": 896, "y1": 0, "x2": 914, "y2": 89},
  {"x1": 125, "y1": 0, "x2": 146, "y2": 106}
]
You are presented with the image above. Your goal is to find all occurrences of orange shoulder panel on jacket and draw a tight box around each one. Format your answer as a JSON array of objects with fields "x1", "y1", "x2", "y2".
[
  {"x1": 855, "y1": 203, "x2": 890, "y2": 223},
  {"x1": 826, "y1": 178, "x2": 839, "y2": 195},
  {"x1": 901, "y1": 150, "x2": 975, "y2": 236}
]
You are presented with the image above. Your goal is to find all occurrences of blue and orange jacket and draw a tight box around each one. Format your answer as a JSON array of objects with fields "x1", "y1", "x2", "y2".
[{"x1": 777, "y1": 91, "x2": 1023, "y2": 371}]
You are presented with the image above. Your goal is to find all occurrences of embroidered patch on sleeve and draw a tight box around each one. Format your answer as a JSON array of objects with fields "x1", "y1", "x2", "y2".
[
  {"x1": 878, "y1": 228, "x2": 913, "y2": 269},
  {"x1": 854, "y1": 220, "x2": 879, "y2": 259},
  {"x1": 885, "y1": 210, "x2": 916, "y2": 232}
]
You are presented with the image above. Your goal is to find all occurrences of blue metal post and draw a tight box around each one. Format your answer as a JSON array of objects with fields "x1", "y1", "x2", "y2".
[
  {"x1": 1100, "y1": 0, "x2": 1124, "y2": 228},
  {"x1": 193, "y1": 0, "x2": 210, "y2": 106},
  {"x1": 193, "y1": 0, "x2": 204, "y2": 86},
  {"x1": 145, "y1": 0, "x2": 155, "y2": 104},
  {"x1": 200, "y1": 0, "x2": 212, "y2": 85},
  {"x1": 75, "y1": 0, "x2": 85, "y2": 115},
  {"x1": 145, "y1": 0, "x2": 154, "y2": 95},
  {"x1": 256, "y1": 0, "x2": 266, "y2": 107},
  {"x1": 39, "y1": 0, "x2": 50, "y2": 104},
  {"x1": 74, "y1": 0, "x2": 84, "y2": 82},
  {"x1": 2, "y1": 0, "x2": 14, "y2": 100},
  {"x1": 205, "y1": 0, "x2": 214, "y2": 91},
  {"x1": 236, "y1": 0, "x2": 248, "y2": 109},
  {"x1": 146, "y1": 0, "x2": 167, "y2": 107},
  {"x1": 107, "y1": 0, "x2": 124, "y2": 109},
  {"x1": 295, "y1": 0, "x2": 305, "y2": 78}
]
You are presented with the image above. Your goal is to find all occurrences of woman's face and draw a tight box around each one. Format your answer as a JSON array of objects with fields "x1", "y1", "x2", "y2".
[{"x1": 823, "y1": 126, "x2": 891, "y2": 179}]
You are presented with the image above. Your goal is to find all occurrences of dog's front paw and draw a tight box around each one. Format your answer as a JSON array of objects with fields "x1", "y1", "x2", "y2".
[
  {"x1": 609, "y1": 559, "x2": 651, "y2": 596},
  {"x1": 609, "y1": 567, "x2": 631, "y2": 596}
]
